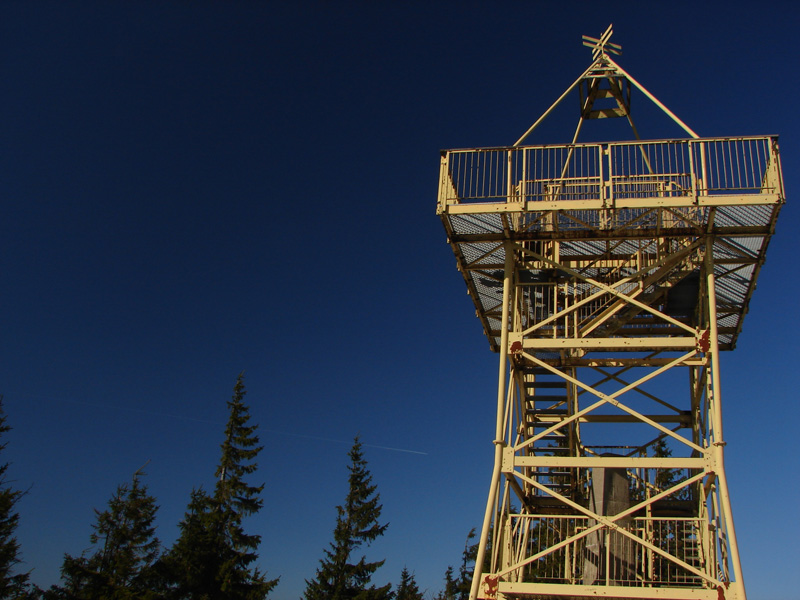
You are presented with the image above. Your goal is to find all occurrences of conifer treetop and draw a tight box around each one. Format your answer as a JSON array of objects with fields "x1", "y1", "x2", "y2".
[{"x1": 303, "y1": 437, "x2": 390, "y2": 600}]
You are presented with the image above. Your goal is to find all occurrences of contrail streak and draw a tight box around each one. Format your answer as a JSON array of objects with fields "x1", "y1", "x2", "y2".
[{"x1": 10, "y1": 393, "x2": 428, "y2": 455}]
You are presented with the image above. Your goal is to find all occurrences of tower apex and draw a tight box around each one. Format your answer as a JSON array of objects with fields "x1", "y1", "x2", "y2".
[{"x1": 581, "y1": 24, "x2": 622, "y2": 59}]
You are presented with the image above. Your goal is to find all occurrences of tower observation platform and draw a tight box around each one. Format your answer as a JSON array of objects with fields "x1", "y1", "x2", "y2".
[{"x1": 438, "y1": 27, "x2": 783, "y2": 600}]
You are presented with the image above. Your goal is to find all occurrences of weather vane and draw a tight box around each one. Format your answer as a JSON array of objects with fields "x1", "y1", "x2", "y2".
[{"x1": 581, "y1": 24, "x2": 622, "y2": 59}]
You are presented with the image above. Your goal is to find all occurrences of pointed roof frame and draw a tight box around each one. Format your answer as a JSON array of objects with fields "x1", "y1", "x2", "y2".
[{"x1": 514, "y1": 31, "x2": 699, "y2": 147}]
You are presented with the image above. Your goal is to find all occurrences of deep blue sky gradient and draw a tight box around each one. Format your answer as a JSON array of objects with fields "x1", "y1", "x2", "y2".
[{"x1": 0, "y1": 2, "x2": 797, "y2": 599}]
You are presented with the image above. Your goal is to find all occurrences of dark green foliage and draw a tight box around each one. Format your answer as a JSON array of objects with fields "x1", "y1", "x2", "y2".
[
  {"x1": 432, "y1": 566, "x2": 456, "y2": 600},
  {"x1": 303, "y1": 437, "x2": 390, "y2": 600},
  {"x1": 456, "y1": 529, "x2": 477, "y2": 600},
  {"x1": 162, "y1": 374, "x2": 277, "y2": 600},
  {"x1": 56, "y1": 469, "x2": 161, "y2": 600},
  {"x1": 435, "y1": 529, "x2": 477, "y2": 600},
  {"x1": 0, "y1": 400, "x2": 31, "y2": 599},
  {"x1": 395, "y1": 568, "x2": 423, "y2": 600},
  {"x1": 652, "y1": 438, "x2": 689, "y2": 498}
]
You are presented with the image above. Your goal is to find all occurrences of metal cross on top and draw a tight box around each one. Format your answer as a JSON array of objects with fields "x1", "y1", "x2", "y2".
[{"x1": 582, "y1": 24, "x2": 622, "y2": 59}]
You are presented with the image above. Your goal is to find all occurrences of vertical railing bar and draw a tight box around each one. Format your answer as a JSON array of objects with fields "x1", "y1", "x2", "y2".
[
  {"x1": 684, "y1": 141, "x2": 690, "y2": 195},
  {"x1": 508, "y1": 148, "x2": 519, "y2": 202},
  {"x1": 463, "y1": 151, "x2": 469, "y2": 199},
  {"x1": 735, "y1": 139, "x2": 742, "y2": 190},
  {"x1": 484, "y1": 150, "x2": 490, "y2": 199},
  {"x1": 598, "y1": 144, "x2": 603, "y2": 205},
  {"x1": 462, "y1": 152, "x2": 467, "y2": 198},
  {"x1": 461, "y1": 152, "x2": 467, "y2": 198},
  {"x1": 715, "y1": 141, "x2": 721, "y2": 191},
  {"x1": 474, "y1": 150, "x2": 479, "y2": 198},
  {"x1": 765, "y1": 137, "x2": 771, "y2": 191},
  {"x1": 496, "y1": 150, "x2": 501, "y2": 201},
  {"x1": 522, "y1": 148, "x2": 528, "y2": 203},
  {"x1": 473, "y1": 150, "x2": 478, "y2": 198},
  {"x1": 510, "y1": 149, "x2": 515, "y2": 201},
  {"x1": 540, "y1": 147, "x2": 545, "y2": 200},
  {"x1": 743, "y1": 139, "x2": 749, "y2": 190},
  {"x1": 476, "y1": 151, "x2": 481, "y2": 200},
  {"x1": 706, "y1": 142, "x2": 712, "y2": 192},
  {"x1": 497, "y1": 148, "x2": 502, "y2": 198},
  {"x1": 506, "y1": 148, "x2": 512, "y2": 202},
  {"x1": 479, "y1": 150, "x2": 485, "y2": 198},
  {"x1": 477, "y1": 151, "x2": 483, "y2": 200},
  {"x1": 491, "y1": 149, "x2": 497, "y2": 198},
  {"x1": 756, "y1": 138, "x2": 765, "y2": 192},
  {"x1": 454, "y1": 152, "x2": 461, "y2": 198},
  {"x1": 724, "y1": 139, "x2": 731, "y2": 191},
  {"x1": 478, "y1": 151, "x2": 488, "y2": 199},
  {"x1": 449, "y1": 152, "x2": 456, "y2": 198},
  {"x1": 466, "y1": 151, "x2": 473, "y2": 199},
  {"x1": 545, "y1": 147, "x2": 550, "y2": 195},
  {"x1": 482, "y1": 150, "x2": 487, "y2": 199},
  {"x1": 672, "y1": 141, "x2": 677, "y2": 194},
  {"x1": 490, "y1": 150, "x2": 495, "y2": 198}
]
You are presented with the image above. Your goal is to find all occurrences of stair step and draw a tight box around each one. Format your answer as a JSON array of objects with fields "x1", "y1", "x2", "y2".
[
  {"x1": 536, "y1": 483, "x2": 573, "y2": 490},
  {"x1": 526, "y1": 382, "x2": 567, "y2": 389},
  {"x1": 526, "y1": 409, "x2": 569, "y2": 415}
]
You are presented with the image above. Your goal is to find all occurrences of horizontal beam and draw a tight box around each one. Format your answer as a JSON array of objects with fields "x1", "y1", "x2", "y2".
[
  {"x1": 507, "y1": 455, "x2": 707, "y2": 469},
  {"x1": 555, "y1": 357, "x2": 707, "y2": 367},
  {"x1": 530, "y1": 413, "x2": 691, "y2": 424},
  {"x1": 494, "y1": 327, "x2": 735, "y2": 338},
  {"x1": 494, "y1": 581, "x2": 719, "y2": 599},
  {"x1": 519, "y1": 337, "x2": 698, "y2": 350},
  {"x1": 442, "y1": 193, "x2": 781, "y2": 215},
  {"x1": 448, "y1": 225, "x2": 771, "y2": 243}
]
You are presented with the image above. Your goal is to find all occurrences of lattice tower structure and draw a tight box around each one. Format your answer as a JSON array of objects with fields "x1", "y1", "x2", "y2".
[{"x1": 438, "y1": 26, "x2": 783, "y2": 600}]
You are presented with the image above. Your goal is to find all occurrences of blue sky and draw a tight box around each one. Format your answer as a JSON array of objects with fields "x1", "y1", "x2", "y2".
[{"x1": 0, "y1": 2, "x2": 798, "y2": 599}]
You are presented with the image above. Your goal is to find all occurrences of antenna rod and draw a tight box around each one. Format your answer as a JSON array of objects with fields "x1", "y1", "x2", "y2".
[
  {"x1": 606, "y1": 56, "x2": 699, "y2": 139},
  {"x1": 514, "y1": 60, "x2": 599, "y2": 147}
]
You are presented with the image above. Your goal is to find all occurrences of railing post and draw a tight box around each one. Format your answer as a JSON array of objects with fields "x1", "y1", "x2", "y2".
[
  {"x1": 438, "y1": 152, "x2": 449, "y2": 212},
  {"x1": 595, "y1": 145, "x2": 606, "y2": 206},
  {"x1": 688, "y1": 140, "x2": 697, "y2": 200},
  {"x1": 699, "y1": 140, "x2": 708, "y2": 194}
]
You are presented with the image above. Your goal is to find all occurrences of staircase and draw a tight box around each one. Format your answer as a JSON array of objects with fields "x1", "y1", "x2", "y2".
[{"x1": 522, "y1": 367, "x2": 575, "y2": 495}]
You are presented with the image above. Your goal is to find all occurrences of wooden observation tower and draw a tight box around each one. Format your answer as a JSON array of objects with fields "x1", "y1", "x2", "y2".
[{"x1": 437, "y1": 26, "x2": 782, "y2": 600}]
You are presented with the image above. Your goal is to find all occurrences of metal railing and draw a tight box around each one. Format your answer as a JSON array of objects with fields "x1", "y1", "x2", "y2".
[
  {"x1": 503, "y1": 514, "x2": 712, "y2": 588},
  {"x1": 439, "y1": 136, "x2": 781, "y2": 208}
]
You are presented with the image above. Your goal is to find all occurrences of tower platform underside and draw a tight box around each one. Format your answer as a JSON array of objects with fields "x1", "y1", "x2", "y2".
[{"x1": 439, "y1": 136, "x2": 782, "y2": 600}]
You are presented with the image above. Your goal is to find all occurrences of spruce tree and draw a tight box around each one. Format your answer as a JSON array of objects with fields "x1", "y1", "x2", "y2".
[
  {"x1": 303, "y1": 437, "x2": 390, "y2": 600},
  {"x1": 455, "y1": 529, "x2": 477, "y2": 600},
  {"x1": 163, "y1": 373, "x2": 277, "y2": 600},
  {"x1": 57, "y1": 467, "x2": 161, "y2": 599},
  {"x1": 432, "y1": 566, "x2": 457, "y2": 600},
  {"x1": 395, "y1": 568, "x2": 423, "y2": 600},
  {"x1": 435, "y1": 529, "x2": 478, "y2": 600},
  {"x1": 0, "y1": 399, "x2": 31, "y2": 598}
]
